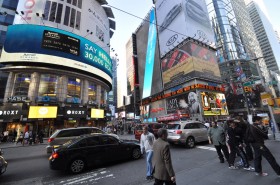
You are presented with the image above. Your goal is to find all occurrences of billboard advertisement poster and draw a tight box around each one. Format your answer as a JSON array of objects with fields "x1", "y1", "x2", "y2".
[
  {"x1": 142, "y1": 8, "x2": 157, "y2": 98},
  {"x1": 200, "y1": 92, "x2": 229, "y2": 116},
  {"x1": 155, "y1": 0, "x2": 215, "y2": 56},
  {"x1": 161, "y1": 42, "x2": 221, "y2": 89},
  {"x1": 91, "y1": 109, "x2": 104, "y2": 118},
  {"x1": 28, "y1": 106, "x2": 58, "y2": 118},
  {"x1": 166, "y1": 91, "x2": 200, "y2": 115},
  {"x1": 0, "y1": 25, "x2": 112, "y2": 86}
]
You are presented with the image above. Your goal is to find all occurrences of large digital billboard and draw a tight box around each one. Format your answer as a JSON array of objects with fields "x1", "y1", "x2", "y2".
[
  {"x1": 155, "y1": 0, "x2": 215, "y2": 56},
  {"x1": 161, "y1": 41, "x2": 221, "y2": 89},
  {"x1": 28, "y1": 106, "x2": 58, "y2": 118},
  {"x1": 200, "y1": 92, "x2": 229, "y2": 116},
  {"x1": 166, "y1": 91, "x2": 201, "y2": 116},
  {"x1": 0, "y1": 25, "x2": 112, "y2": 87}
]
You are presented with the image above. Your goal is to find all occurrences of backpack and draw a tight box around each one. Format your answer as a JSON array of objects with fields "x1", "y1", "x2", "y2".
[{"x1": 245, "y1": 124, "x2": 255, "y2": 143}]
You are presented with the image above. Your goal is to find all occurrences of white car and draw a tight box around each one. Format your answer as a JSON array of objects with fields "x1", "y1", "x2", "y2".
[{"x1": 166, "y1": 121, "x2": 208, "y2": 148}]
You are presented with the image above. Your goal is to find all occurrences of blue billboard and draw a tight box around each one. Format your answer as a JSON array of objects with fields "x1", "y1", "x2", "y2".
[
  {"x1": 2, "y1": 25, "x2": 112, "y2": 81},
  {"x1": 142, "y1": 8, "x2": 157, "y2": 98}
]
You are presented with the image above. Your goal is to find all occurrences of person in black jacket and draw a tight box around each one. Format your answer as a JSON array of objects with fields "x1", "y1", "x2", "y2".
[
  {"x1": 227, "y1": 120, "x2": 253, "y2": 170},
  {"x1": 250, "y1": 116, "x2": 280, "y2": 177}
]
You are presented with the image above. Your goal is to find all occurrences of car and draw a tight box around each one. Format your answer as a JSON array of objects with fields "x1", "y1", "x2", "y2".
[
  {"x1": 49, "y1": 134, "x2": 142, "y2": 173},
  {"x1": 166, "y1": 120, "x2": 208, "y2": 148},
  {"x1": 134, "y1": 123, "x2": 166, "y2": 140},
  {"x1": 46, "y1": 127, "x2": 118, "y2": 153},
  {"x1": 159, "y1": 3, "x2": 182, "y2": 33}
]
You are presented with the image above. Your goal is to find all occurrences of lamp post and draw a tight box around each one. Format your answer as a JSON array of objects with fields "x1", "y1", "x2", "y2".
[{"x1": 252, "y1": 57, "x2": 280, "y2": 139}]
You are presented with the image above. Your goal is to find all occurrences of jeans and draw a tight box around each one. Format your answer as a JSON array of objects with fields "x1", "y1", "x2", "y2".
[
  {"x1": 228, "y1": 144, "x2": 249, "y2": 168},
  {"x1": 252, "y1": 144, "x2": 280, "y2": 175},
  {"x1": 146, "y1": 151, "x2": 153, "y2": 177}
]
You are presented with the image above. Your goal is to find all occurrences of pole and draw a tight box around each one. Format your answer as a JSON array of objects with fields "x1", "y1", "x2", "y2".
[{"x1": 253, "y1": 58, "x2": 280, "y2": 139}]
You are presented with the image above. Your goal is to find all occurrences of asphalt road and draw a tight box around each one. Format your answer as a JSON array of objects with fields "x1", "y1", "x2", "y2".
[{"x1": 1, "y1": 140, "x2": 280, "y2": 185}]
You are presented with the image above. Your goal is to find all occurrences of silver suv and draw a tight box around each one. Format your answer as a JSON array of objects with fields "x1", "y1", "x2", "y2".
[
  {"x1": 46, "y1": 127, "x2": 118, "y2": 153},
  {"x1": 166, "y1": 121, "x2": 208, "y2": 148}
]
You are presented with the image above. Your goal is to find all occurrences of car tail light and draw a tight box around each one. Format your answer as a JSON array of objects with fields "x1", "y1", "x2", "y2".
[
  {"x1": 48, "y1": 138, "x2": 54, "y2": 143},
  {"x1": 176, "y1": 130, "x2": 182, "y2": 134},
  {"x1": 52, "y1": 152, "x2": 59, "y2": 159}
]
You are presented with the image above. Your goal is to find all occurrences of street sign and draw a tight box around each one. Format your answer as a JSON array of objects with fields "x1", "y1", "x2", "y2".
[{"x1": 243, "y1": 81, "x2": 255, "y2": 86}]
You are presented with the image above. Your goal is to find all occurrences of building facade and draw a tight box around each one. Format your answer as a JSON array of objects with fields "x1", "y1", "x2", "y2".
[
  {"x1": 0, "y1": 0, "x2": 115, "y2": 136},
  {"x1": 246, "y1": 0, "x2": 280, "y2": 74}
]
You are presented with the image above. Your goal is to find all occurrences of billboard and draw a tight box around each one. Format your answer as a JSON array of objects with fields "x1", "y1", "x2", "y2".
[
  {"x1": 1, "y1": 25, "x2": 112, "y2": 87},
  {"x1": 14, "y1": 0, "x2": 111, "y2": 50},
  {"x1": 166, "y1": 91, "x2": 201, "y2": 116},
  {"x1": 142, "y1": 8, "x2": 157, "y2": 98},
  {"x1": 200, "y1": 92, "x2": 228, "y2": 116},
  {"x1": 161, "y1": 41, "x2": 221, "y2": 89},
  {"x1": 155, "y1": 0, "x2": 215, "y2": 56},
  {"x1": 28, "y1": 106, "x2": 58, "y2": 118},
  {"x1": 91, "y1": 109, "x2": 104, "y2": 118}
]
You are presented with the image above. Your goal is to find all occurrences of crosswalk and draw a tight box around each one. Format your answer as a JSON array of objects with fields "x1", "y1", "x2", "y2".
[{"x1": 196, "y1": 146, "x2": 216, "y2": 151}]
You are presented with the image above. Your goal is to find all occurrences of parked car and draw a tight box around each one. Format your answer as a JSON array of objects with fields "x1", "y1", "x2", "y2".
[
  {"x1": 46, "y1": 127, "x2": 118, "y2": 153},
  {"x1": 49, "y1": 134, "x2": 142, "y2": 173},
  {"x1": 166, "y1": 121, "x2": 208, "y2": 148},
  {"x1": 134, "y1": 123, "x2": 166, "y2": 140}
]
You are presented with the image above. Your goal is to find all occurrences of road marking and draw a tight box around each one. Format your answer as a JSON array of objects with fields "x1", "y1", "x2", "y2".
[{"x1": 196, "y1": 146, "x2": 216, "y2": 151}]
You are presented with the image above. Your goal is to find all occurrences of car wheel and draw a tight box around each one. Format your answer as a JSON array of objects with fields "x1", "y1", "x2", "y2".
[
  {"x1": 131, "y1": 148, "x2": 141, "y2": 159},
  {"x1": 69, "y1": 158, "x2": 86, "y2": 174},
  {"x1": 186, "y1": 137, "x2": 195, "y2": 148}
]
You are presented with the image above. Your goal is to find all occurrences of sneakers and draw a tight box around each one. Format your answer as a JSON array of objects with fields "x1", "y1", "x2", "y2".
[
  {"x1": 255, "y1": 172, "x2": 268, "y2": 176},
  {"x1": 229, "y1": 166, "x2": 239, "y2": 170},
  {"x1": 243, "y1": 166, "x2": 255, "y2": 171}
]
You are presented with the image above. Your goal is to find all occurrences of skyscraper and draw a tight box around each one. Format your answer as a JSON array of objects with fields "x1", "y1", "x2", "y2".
[{"x1": 246, "y1": 0, "x2": 280, "y2": 74}]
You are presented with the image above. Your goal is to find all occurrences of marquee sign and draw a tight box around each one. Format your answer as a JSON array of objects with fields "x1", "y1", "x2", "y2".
[{"x1": 64, "y1": 107, "x2": 87, "y2": 118}]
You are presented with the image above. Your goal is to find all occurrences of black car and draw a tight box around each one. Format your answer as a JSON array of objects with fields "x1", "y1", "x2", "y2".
[{"x1": 49, "y1": 134, "x2": 142, "y2": 174}]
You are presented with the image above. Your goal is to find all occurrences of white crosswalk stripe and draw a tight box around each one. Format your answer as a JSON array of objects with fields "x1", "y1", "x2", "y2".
[{"x1": 196, "y1": 146, "x2": 216, "y2": 151}]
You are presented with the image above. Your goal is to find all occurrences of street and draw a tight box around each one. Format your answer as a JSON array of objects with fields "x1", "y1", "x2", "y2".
[{"x1": 0, "y1": 136, "x2": 280, "y2": 185}]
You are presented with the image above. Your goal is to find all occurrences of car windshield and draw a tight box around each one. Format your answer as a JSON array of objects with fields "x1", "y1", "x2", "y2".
[{"x1": 167, "y1": 124, "x2": 180, "y2": 130}]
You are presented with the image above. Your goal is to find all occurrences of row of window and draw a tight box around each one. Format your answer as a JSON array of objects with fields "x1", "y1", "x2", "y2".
[
  {"x1": 43, "y1": 1, "x2": 82, "y2": 30},
  {"x1": 12, "y1": 73, "x2": 99, "y2": 102}
]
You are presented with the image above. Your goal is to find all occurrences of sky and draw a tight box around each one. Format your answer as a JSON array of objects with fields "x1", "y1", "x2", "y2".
[{"x1": 106, "y1": 0, "x2": 280, "y2": 97}]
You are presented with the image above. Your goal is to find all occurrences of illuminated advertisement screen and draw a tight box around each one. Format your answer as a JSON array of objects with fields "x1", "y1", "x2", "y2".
[
  {"x1": 28, "y1": 106, "x2": 58, "y2": 118},
  {"x1": 1, "y1": 25, "x2": 112, "y2": 86},
  {"x1": 200, "y1": 92, "x2": 229, "y2": 116},
  {"x1": 166, "y1": 91, "x2": 200, "y2": 115},
  {"x1": 155, "y1": 0, "x2": 215, "y2": 56},
  {"x1": 142, "y1": 8, "x2": 157, "y2": 98},
  {"x1": 161, "y1": 42, "x2": 221, "y2": 89},
  {"x1": 41, "y1": 30, "x2": 80, "y2": 56},
  {"x1": 91, "y1": 109, "x2": 104, "y2": 118}
]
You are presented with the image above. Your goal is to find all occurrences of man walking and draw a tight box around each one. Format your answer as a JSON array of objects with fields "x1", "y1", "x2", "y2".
[
  {"x1": 208, "y1": 121, "x2": 229, "y2": 163},
  {"x1": 250, "y1": 116, "x2": 280, "y2": 177},
  {"x1": 140, "y1": 126, "x2": 155, "y2": 180},
  {"x1": 153, "y1": 128, "x2": 176, "y2": 185}
]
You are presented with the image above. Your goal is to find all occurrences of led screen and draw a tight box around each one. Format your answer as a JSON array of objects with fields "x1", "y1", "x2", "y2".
[
  {"x1": 1, "y1": 25, "x2": 112, "y2": 86},
  {"x1": 91, "y1": 108, "x2": 104, "y2": 118},
  {"x1": 200, "y1": 92, "x2": 229, "y2": 116},
  {"x1": 28, "y1": 106, "x2": 58, "y2": 118}
]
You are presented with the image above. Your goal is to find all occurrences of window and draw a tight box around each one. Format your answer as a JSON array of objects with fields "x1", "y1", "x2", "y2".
[
  {"x1": 88, "y1": 82, "x2": 97, "y2": 101},
  {"x1": 43, "y1": 1, "x2": 51, "y2": 21},
  {"x1": 38, "y1": 74, "x2": 58, "y2": 97},
  {"x1": 87, "y1": 137, "x2": 100, "y2": 146},
  {"x1": 70, "y1": 8, "x2": 76, "y2": 28},
  {"x1": 13, "y1": 73, "x2": 31, "y2": 96},
  {"x1": 49, "y1": 2, "x2": 57, "y2": 22},
  {"x1": 100, "y1": 136, "x2": 118, "y2": 145},
  {"x1": 57, "y1": 129, "x2": 83, "y2": 137},
  {"x1": 64, "y1": 6, "x2": 70, "y2": 26},
  {"x1": 55, "y1": 3, "x2": 63, "y2": 23},
  {"x1": 67, "y1": 77, "x2": 81, "y2": 98}
]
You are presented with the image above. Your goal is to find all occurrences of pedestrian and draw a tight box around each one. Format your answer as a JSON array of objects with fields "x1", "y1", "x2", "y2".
[
  {"x1": 16, "y1": 131, "x2": 24, "y2": 144},
  {"x1": 23, "y1": 130, "x2": 29, "y2": 146},
  {"x1": 227, "y1": 120, "x2": 254, "y2": 171},
  {"x1": 140, "y1": 126, "x2": 155, "y2": 180},
  {"x1": 250, "y1": 116, "x2": 280, "y2": 177},
  {"x1": 39, "y1": 130, "x2": 44, "y2": 143},
  {"x1": 236, "y1": 116, "x2": 254, "y2": 161},
  {"x1": 208, "y1": 121, "x2": 229, "y2": 163},
  {"x1": 152, "y1": 128, "x2": 176, "y2": 185},
  {"x1": 147, "y1": 124, "x2": 154, "y2": 134}
]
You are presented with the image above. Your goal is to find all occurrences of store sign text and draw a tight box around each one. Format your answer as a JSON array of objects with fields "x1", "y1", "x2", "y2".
[
  {"x1": 0, "y1": 110, "x2": 19, "y2": 115},
  {"x1": 7, "y1": 96, "x2": 28, "y2": 102},
  {"x1": 66, "y1": 110, "x2": 86, "y2": 115}
]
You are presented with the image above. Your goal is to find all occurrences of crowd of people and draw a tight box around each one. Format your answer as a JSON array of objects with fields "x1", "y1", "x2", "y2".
[
  {"x1": 208, "y1": 115, "x2": 280, "y2": 177},
  {"x1": 0, "y1": 129, "x2": 44, "y2": 146}
]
